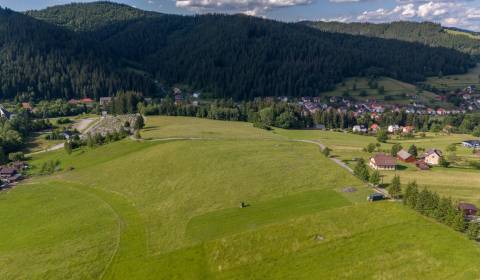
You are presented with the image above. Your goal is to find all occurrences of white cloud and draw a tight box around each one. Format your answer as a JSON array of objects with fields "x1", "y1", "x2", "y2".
[
  {"x1": 328, "y1": 1, "x2": 480, "y2": 31},
  {"x1": 176, "y1": 0, "x2": 312, "y2": 15}
]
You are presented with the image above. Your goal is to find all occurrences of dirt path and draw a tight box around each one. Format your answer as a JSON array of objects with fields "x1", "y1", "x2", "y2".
[
  {"x1": 292, "y1": 139, "x2": 354, "y2": 173},
  {"x1": 74, "y1": 117, "x2": 100, "y2": 133}
]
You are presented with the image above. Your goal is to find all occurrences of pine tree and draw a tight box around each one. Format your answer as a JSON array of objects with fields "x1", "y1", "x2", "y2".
[
  {"x1": 369, "y1": 170, "x2": 381, "y2": 186},
  {"x1": 404, "y1": 180, "x2": 418, "y2": 207},
  {"x1": 354, "y1": 159, "x2": 370, "y2": 181},
  {"x1": 377, "y1": 130, "x2": 388, "y2": 143},
  {"x1": 388, "y1": 175, "x2": 401, "y2": 199},
  {"x1": 390, "y1": 143, "x2": 403, "y2": 157},
  {"x1": 407, "y1": 144, "x2": 418, "y2": 157}
]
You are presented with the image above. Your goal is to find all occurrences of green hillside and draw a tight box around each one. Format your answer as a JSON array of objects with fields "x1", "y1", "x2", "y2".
[
  {"x1": 0, "y1": 2, "x2": 473, "y2": 101},
  {"x1": 304, "y1": 21, "x2": 480, "y2": 56},
  {"x1": 1, "y1": 117, "x2": 480, "y2": 279}
]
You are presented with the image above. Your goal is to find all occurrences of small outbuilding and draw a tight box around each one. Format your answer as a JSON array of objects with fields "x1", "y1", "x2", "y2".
[
  {"x1": 415, "y1": 160, "x2": 430, "y2": 171},
  {"x1": 397, "y1": 150, "x2": 415, "y2": 163},
  {"x1": 458, "y1": 203, "x2": 478, "y2": 216}
]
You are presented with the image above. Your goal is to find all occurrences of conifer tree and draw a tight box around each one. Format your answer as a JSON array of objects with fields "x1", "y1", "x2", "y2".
[
  {"x1": 452, "y1": 211, "x2": 466, "y2": 232},
  {"x1": 407, "y1": 144, "x2": 418, "y2": 157},
  {"x1": 369, "y1": 170, "x2": 381, "y2": 186},
  {"x1": 354, "y1": 159, "x2": 370, "y2": 182},
  {"x1": 388, "y1": 175, "x2": 401, "y2": 199},
  {"x1": 64, "y1": 141, "x2": 72, "y2": 155}
]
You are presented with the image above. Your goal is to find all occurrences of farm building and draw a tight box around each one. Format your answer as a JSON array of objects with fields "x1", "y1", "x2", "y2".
[
  {"x1": 415, "y1": 160, "x2": 430, "y2": 170},
  {"x1": 458, "y1": 203, "x2": 477, "y2": 216},
  {"x1": 462, "y1": 140, "x2": 480, "y2": 149},
  {"x1": 370, "y1": 153, "x2": 396, "y2": 170},
  {"x1": 0, "y1": 167, "x2": 17, "y2": 179},
  {"x1": 397, "y1": 150, "x2": 415, "y2": 163},
  {"x1": 370, "y1": 124, "x2": 380, "y2": 132},
  {"x1": 422, "y1": 149, "x2": 443, "y2": 166}
]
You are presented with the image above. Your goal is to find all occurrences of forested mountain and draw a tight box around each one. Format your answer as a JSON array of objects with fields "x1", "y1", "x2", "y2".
[
  {"x1": 0, "y1": 2, "x2": 475, "y2": 100},
  {"x1": 0, "y1": 7, "x2": 154, "y2": 100},
  {"x1": 26, "y1": 2, "x2": 160, "y2": 32},
  {"x1": 303, "y1": 21, "x2": 480, "y2": 56}
]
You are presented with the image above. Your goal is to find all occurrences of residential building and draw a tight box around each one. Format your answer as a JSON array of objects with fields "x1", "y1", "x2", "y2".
[
  {"x1": 370, "y1": 153, "x2": 396, "y2": 170},
  {"x1": 462, "y1": 140, "x2": 480, "y2": 149},
  {"x1": 458, "y1": 203, "x2": 478, "y2": 216},
  {"x1": 422, "y1": 149, "x2": 443, "y2": 166}
]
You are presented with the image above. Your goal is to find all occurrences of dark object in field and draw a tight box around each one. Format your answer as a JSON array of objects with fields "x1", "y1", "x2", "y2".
[
  {"x1": 240, "y1": 201, "x2": 248, "y2": 208},
  {"x1": 342, "y1": 187, "x2": 357, "y2": 193},
  {"x1": 68, "y1": 166, "x2": 75, "y2": 171},
  {"x1": 367, "y1": 193, "x2": 384, "y2": 202}
]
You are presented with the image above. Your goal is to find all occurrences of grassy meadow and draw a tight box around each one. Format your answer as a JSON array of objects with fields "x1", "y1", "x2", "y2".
[
  {"x1": 276, "y1": 127, "x2": 480, "y2": 204},
  {"x1": 1, "y1": 116, "x2": 480, "y2": 279},
  {"x1": 324, "y1": 76, "x2": 451, "y2": 108},
  {"x1": 426, "y1": 64, "x2": 480, "y2": 92}
]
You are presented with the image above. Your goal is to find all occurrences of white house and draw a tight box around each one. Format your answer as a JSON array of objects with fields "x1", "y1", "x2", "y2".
[
  {"x1": 353, "y1": 125, "x2": 367, "y2": 133},
  {"x1": 388, "y1": 125, "x2": 400, "y2": 133}
]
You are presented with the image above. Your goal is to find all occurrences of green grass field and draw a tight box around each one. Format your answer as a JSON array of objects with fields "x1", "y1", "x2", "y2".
[
  {"x1": 324, "y1": 76, "x2": 452, "y2": 108},
  {"x1": 426, "y1": 64, "x2": 480, "y2": 92},
  {"x1": 276, "y1": 128, "x2": 480, "y2": 204},
  {"x1": 2, "y1": 116, "x2": 480, "y2": 279}
]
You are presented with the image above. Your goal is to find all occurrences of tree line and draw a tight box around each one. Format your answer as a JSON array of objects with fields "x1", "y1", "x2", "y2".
[{"x1": 8, "y1": 2, "x2": 474, "y2": 101}]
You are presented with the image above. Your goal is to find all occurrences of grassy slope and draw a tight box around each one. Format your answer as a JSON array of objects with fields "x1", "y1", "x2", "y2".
[
  {"x1": 0, "y1": 182, "x2": 118, "y2": 279},
  {"x1": 324, "y1": 76, "x2": 452, "y2": 108},
  {"x1": 2, "y1": 116, "x2": 480, "y2": 278},
  {"x1": 276, "y1": 128, "x2": 480, "y2": 204},
  {"x1": 427, "y1": 64, "x2": 480, "y2": 91}
]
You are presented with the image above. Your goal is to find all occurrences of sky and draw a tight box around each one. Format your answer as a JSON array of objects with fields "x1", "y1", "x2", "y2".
[{"x1": 2, "y1": 0, "x2": 480, "y2": 31}]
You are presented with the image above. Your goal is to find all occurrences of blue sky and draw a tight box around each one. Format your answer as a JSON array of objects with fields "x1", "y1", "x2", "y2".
[{"x1": 2, "y1": 0, "x2": 480, "y2": 30}]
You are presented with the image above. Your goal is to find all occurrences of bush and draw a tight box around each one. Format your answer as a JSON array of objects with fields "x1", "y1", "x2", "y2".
[{"x1": 8, "y1": 152, "x2": 24, "y2": 162}]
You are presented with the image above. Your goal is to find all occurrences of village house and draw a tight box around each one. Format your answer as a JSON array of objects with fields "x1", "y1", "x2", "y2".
[
  {"x1": 422, "y1": 149, "x2": 443, "y2": 166},
  {"x1": 462, "y1": 140, "x2": 480, "y2": 149},
  {"x1": 370, "y1": 153, "x2": 396, "y2": 170},
  {"x1": 402, "y1": 126, "x2": 414, "y2": 134},
  {"x1": 458, "y1": 203, "x2": 478, "y2": 216},
  {"x1": 99, "y1": 97, "x2": 112, "y2": 107},
  {"x1": 352, "y1": 125, "x2": 367, "y2": 133},
  {"x1": 0, "y1": 167, "x2": 17, "y2": 179},
  {"x1": 397, "y1": 150, "x2": 415, "y2": 163},
  {"x1": 387, "y1": 125, "x2": 400, "y2": 133},
  {"x1": 370, "y1": 124, "x2": 380, "y2": 133}
]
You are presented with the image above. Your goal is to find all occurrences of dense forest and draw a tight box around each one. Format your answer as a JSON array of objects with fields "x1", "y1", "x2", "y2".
[
  {"x1": 303, "y1": 21, "x2": 480, "y2": 57},
  {"x1": 0, "y1": 2, "x2": 475, "y2": 101},
  {"x1": 0, "y1": 7, "x2": 154, "y2": 101}
]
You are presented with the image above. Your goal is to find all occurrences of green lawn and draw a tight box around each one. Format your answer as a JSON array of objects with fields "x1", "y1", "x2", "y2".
[
  {"x1": 186, "y1": 190, "x2": 351, "y2": 242},
  {"x1": 2, "y1": 116, "x2": 480, "y2": 279}
]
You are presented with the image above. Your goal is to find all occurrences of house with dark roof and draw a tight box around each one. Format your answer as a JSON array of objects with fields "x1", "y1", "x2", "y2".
[
  {"x1": 369, "y1": 153, "x2": 396, "y2": 170},
  {"x1": 462, "y1": 140, "x2": 480, "y2": 149},
  {"x1": 458, "y1": 203, "x2": 478, "y2": 216},
  {"x1": 415, "y1": 160, "x2": 430, "y2": 171},
  {"x1": 397, "y1": 150, "x2": 415, "y2": 163},
  {"x1": 0, "y1": 167, "x2": 17, "y2": 179}
]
